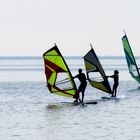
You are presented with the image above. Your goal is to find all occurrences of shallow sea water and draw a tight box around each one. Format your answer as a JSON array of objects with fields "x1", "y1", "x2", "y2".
[{"x1": 0, "y1": 56, "x2": 140, "y2": 140}]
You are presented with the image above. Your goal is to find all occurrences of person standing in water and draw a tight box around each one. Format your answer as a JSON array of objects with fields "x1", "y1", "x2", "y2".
[
  {"x1": 107, "y1": 70, "x2": 119, "y2": 97},
  {"x1": 73, "y1": 69, "x2": 87, "y2": 103}
]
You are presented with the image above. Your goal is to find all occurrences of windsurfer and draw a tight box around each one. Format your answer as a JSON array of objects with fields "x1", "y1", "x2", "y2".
[
  {"x1": 73, "y1": 69, "x2": 87, "y2": 103},
  {"x1": 107, "y1": 70, "x2": 119, "y2": 97}
]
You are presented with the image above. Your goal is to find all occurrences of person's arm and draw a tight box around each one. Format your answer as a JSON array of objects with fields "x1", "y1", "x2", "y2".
[
  {"x1": 107, "y1": 75, "x2": 114, "y2": 78},
  {"x1": 72, "y1": 75, "x2": 78, "y2": 79},
  {"x1": 72, "y1": 76, "x2": 76, "y2": 79}
]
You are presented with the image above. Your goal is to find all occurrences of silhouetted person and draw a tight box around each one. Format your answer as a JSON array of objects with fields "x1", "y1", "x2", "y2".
[
  {"x1": 107, "y1": 70, "x2": 119, "y2": 97},
  {"x1": 73, "y1": 69, "x2": 87, "y2": 103}
]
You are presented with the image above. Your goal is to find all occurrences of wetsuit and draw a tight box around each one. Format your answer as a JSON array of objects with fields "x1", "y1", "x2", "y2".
[
  {"x1": 113, "y1": 74, "x2": 119, "y2": 89},
  {"x1": 74, "y1": 73, "x2": 87, "y2": 101},
  {"x1": 111, "y1": 74, "x2": 119, "y2": 97}
]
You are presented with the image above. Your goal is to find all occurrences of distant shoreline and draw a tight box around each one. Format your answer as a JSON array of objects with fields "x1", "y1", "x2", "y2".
[{"x1": 0, "y1": 56, "x2": 140, "y2": 60}]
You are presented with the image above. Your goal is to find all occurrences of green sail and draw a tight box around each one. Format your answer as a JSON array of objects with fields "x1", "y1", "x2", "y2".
[
  {"x1": 43, "y1": 45, "x2": 77, "y2": 98},
  {"x1": 122, "y1": 34, "x2": 140, "y2": 83},
  {"x1": 84, "y1": 45, "x2": 112, "y2": 94}
]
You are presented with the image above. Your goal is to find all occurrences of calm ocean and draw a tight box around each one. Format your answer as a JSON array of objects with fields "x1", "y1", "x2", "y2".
[{"x1": 0, "y1": 56, "x2": 140, "y2": 140}]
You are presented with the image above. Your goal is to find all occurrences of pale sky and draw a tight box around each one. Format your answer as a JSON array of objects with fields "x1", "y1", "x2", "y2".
[{"x1": 0, "y1": 0, "x2": 140, "y2": 56}]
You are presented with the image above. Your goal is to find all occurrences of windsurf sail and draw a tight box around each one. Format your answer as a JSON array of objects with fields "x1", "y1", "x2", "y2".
[
  {"x1": 122, "y1": 33, "x2": 140, "y2": 83},
  {"x1": 84, "y1": 44, "x2": 112, "y2": 94},
  {"x1": 43, "y1": 44, "x2": 77, "y2": 98}
]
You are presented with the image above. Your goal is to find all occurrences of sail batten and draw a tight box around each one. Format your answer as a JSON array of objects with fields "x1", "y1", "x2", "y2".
[
  {"x1": 122, "y1": 34, "x2": 140, "y2": 83},
  {"x1": 84, "y1": 46, "x2": 112, "y2": 94},
  {"x1": 43, "y1": 45, "x2": 77, "y2": 98}
]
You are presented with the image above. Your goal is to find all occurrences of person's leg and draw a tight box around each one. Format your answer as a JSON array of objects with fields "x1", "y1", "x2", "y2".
[
  {"x1": 114, "y1": 89, "x2": 116, "y2": 97},
  {"x1": 73, "y1": 90, "x2": 79, "y2": 102},
  {"x1": 112, "y1": 88, "x2": 115, "y2": 97},
  {"x1": 81, "y1": 83, "x2": 87, "y2": 102},
  {"x1": 112, "y1": 84, "x2": 117, "y2": 97},
  {"x1": 77, "y1": 85, "x2": 83, "y2": 101},
  {"x1": 114, "y1": 86, "x2": 118, "y2": 97},
  {"x1": 81, "y1": 91, "x2": 84, "y2": 102},
  {"x1": 113, "y1": 84, "x2": 118, "y2": 97}
]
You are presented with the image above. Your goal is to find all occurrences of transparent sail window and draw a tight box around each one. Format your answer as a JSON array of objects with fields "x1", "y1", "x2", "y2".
[
  {"x1": 55, "y1": 72, "x2": 73, "y2": 90},
  {"x1": 130, "y1": 65, "x2": 139, "y2": 77},
  {"x1": 88, "y1": 72, "x2": 104, "y2": 82}
]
